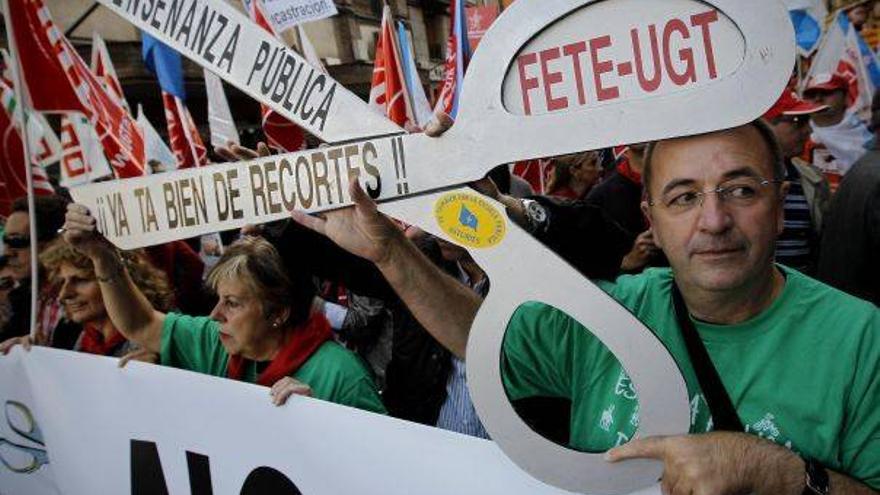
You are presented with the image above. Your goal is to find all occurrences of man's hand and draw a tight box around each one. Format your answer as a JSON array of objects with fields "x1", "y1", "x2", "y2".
[
  {"x1": 621, "y1": 229, "x2": 660, "y2": 271},
  {"x1": 118, "y1": 348, "x2": 160, "y2": 368},
  {"x1": 606, "y1": 432, "x2": 802, "y2": 495},
  {"x1": 0, "y1": 335, "x2": 32, "y2": 355},
  {"x1": 270, "y1": 377, "x2": 313, "y2": 406},
  {"x1": 214, "y1": 141, "x2": 271, "y2": 162},
  {"x1": 290, "y1": 178, "x2": 404, "y2": 267},
  {"x1": 63, "y1": 204, "x2": 117, "y2": 262},
  {"x1": 424, "y1": 111, "x2": 454, "y2": 137}
]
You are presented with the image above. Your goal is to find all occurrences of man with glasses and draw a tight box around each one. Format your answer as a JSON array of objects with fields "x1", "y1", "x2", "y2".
[
  {"x1": 1, "y1": 195, "x2": 69, "y2": 343},
  {"x1": 293, "y1": 121, "x2": 880, "y2": 493},
  {"x1": 804, "y1": 72, "x2": 874, "y2": 189},
  {"x1": 764, "y1": 91, "x2": 832, "y2": 274}
]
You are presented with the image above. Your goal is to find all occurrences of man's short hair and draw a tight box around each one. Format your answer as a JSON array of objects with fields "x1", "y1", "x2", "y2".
[
  {"x1": 642, "y1": 120, "x2": 786, "y2": 198},
  {"x1": 10, "y1": 195, "x2": 69, "y2": 243}
]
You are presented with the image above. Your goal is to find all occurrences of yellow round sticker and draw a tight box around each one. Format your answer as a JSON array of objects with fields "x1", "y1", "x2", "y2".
[{"x1": 434, "y1": 192, "x2": 507, "y2": 249}]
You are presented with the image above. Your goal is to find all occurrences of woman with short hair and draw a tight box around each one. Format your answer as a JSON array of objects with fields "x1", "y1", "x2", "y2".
[{"x1": 57, "y1": 204, "x2": 385, "y2": 413}]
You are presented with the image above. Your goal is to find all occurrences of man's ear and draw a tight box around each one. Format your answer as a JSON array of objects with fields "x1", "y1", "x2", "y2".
[
  {"x1": 640, "y1": 200, "x2": 652, "y2": 227},
  {"x1": 640, "y1": 200, "x2": 661, "y2": 246}
]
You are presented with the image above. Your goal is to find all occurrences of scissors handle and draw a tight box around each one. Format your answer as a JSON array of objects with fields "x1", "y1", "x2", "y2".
[
  {"x1": 5, "y1": 401, "x2": 45, "y2": 446},
  {"x1": 0, "y1": 438, "x2": 49, "y2": 474}
]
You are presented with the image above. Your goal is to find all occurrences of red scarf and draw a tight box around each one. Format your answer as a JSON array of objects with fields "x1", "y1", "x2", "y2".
[
  {"x1": 78, "y1": 323, "x2": 128, "y2": 356},
  {"x1": 617, "y1": 157, "x2": 642, "y2": 185},
  {"x1": 226, "y1": 313, "x2": 332, "y2": 386}
]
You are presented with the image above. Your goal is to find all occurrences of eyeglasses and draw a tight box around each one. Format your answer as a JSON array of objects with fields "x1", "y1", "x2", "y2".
[
  {"x1": 649, "y1": 177, "x2": 782, "y2": 214},
  {"x1": 2, "y1": 235, "x2": 30, "y2": 249}
]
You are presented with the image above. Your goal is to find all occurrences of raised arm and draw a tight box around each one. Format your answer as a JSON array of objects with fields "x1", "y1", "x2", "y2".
[
  {"x1": 291, "y1": 181, "x2": 480, "y2": 359},
  {"x1": 63, "y1": 204, "x2": 165, "y2": 353}
]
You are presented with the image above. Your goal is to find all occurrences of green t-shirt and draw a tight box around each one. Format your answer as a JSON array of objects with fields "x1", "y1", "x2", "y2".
[
  {"x1": 160, "y1": 313, "x2": 386, "y2": 415},
  {"x1": 502, "y1": 266, "x2": 880, "y2": 488}
]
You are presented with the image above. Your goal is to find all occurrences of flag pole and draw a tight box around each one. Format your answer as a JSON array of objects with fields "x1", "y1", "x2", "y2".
[{"x1": 1, "y1": 0, "x2": 41, "y2": 340}]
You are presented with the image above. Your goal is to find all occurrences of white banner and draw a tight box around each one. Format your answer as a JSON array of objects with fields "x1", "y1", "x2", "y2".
[
  {"x1": 244, "y1": 0, "x2": 338, "y2": 32},
  {"x1": 95, "y1": 0, "x2": 399, "y2": 143},
  {"x1": 70, "y1": 134, "x2": 424, "y2": 249},
  {"x1": 0, "y1": 346, "x2": 657, "y2": 495}
]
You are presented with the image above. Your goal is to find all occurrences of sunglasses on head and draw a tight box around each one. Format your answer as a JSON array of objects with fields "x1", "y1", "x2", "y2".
[{"x1": 3, "y1": 235, "x2": 30, "y2": 249}]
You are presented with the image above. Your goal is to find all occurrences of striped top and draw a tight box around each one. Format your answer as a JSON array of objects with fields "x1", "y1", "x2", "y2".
[
  {"x1": 434, "y1": 264, "x2": 490, "y2": 439},
  {"x1": 776, "y1": 162, "x2": 816, "y2": 273},
  {"x1": 435, "y1": 357, "x2": 490, "y2": 439}
]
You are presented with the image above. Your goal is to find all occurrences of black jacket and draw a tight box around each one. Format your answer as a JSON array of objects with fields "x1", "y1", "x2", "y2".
[
  {"x1": 530, "y1": 196, "x2": 633, "y2": 281},
  {"x1": 818, "y1": 150, "x2": 880, "y2": 305}
]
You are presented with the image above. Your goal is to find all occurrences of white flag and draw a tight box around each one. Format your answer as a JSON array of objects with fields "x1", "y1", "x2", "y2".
[
  {"x1": 25, "y1": 111, "x2": 63, "y2": 167},
  {"x1": 806, "y1": 12, "x2": 876, "y2": 118},
  {"x1": 296, "y1": 25, "x2": 327, "y2": 73},
  {"x1": 90, "y1": 33, "x2": 131, "y2": 112},
  {"x1": 136, "y1": 105, "x2": 178, "y2": 174},
  {"x1": 204, "y1": 70, "x2": 240, "y2": 148},
  {"x1": 58, "y1": 113, "x2": 113, "y2": 187}
]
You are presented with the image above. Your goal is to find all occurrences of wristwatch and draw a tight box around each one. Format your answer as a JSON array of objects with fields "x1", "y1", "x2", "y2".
[
  {"x1": 520, "y1": 199, "x2": 548, "y2": 233},
  {"x1": 803, "y1": 459, "x2": 830, "y2": 495}
]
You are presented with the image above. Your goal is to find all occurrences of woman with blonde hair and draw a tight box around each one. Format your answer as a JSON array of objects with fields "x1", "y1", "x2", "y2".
[
  {"x1": 54, "y1": 204, "x2": 385, "y2": 412},
  {"x1": 544, "y1": 150, "x2": 603, "y2": 200},
  {"x1": 0, "y1": 240, "x2": 173, "y2": 357}
]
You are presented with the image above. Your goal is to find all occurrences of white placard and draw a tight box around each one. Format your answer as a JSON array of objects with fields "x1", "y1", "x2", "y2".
[
  {"x1": 70, "y1": 134, "x2": 424, "y2": 249},
  {"x1": 501, "y1": 0, "x2": 743, "y2": 116},
  {"x1": 95, "y1": 0, "x2": 400, "y2": 143},
  {"x1": 243, "y1": 0, "x2": 338, "y2": 32}
]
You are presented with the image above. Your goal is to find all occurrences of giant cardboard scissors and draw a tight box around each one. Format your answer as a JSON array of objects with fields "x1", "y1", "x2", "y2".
[{"x1": 71, "y1": 0, "x2": 795, "y2": 493}]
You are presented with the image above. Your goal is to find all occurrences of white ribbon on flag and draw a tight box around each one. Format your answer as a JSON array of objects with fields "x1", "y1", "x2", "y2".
[
  {"x1": 58, "y1": 113, "x2": 113, "y2": 188},
  {"x1": 136, "y1": 105, "x2": 178, "y2": 174},
  {"x1": 205, "y1": 69, "x2": 240, "y2": 148}
]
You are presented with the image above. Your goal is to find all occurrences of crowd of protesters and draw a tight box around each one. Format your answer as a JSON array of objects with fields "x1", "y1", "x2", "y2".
[{"x1": 0, "y1": 4, "x2": 879, "y2": 494}]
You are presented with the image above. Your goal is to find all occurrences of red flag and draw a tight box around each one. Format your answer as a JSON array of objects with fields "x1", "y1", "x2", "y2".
[
  {"x1": 369, "y1": 6, "x2": 410, "y2": 127},
  {"x1": 248, "y1": 1, "x2": 306, "y2": 152},
  {"x1": 512, "y1": 159, "x2": 551, "y2": 194},
  {"x1": 7, "y1": 0, "x2": 145, "y2": 178},
  {"x1": 434, "y1": 0, "x2": 471, "y2": 118},
  {"x1": 163, "y1": 92, "x2": 208, "y2": 168},
  {"x1": 466, "y1": 5, "x2": 499, "y2": 52},
  {"x1": 0, "y1": 81, "x2": 52, "y2": 215},
  {"x1": 0, "y1": 103, "x2": 29, "y2": 215}
]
